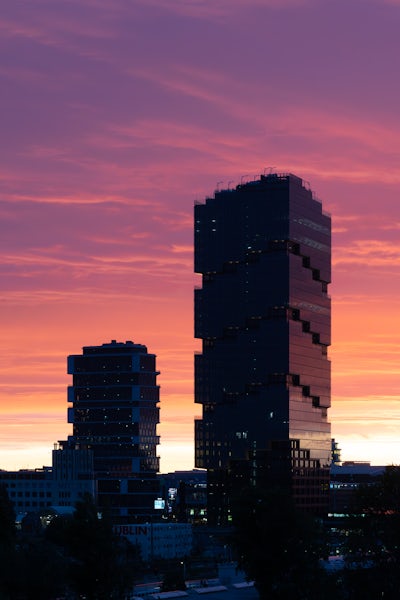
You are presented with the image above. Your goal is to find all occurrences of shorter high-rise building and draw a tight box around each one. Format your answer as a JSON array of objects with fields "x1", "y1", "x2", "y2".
[{"x1": 67, "y1": 340, "x2": 161, "y2": 522}]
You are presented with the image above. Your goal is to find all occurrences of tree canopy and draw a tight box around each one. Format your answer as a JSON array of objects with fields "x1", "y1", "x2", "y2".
[
  {"x1": 46, "y1": 493, "x2": 139, "y2": 599},
  {"x1": 230, "y1": 485, "x2": 332, "y2": 600}
]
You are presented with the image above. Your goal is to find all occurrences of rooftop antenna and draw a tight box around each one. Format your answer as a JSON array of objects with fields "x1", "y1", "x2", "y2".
[
  {"x1": 227, "y1": 180, "x2": 234, "y2": 190},
  {"x1": 263, "y1": 166, "x2": 276, "y2": 175},
  {"x1": 216, "y1": 181, "x2": 224, "y2": 191},
  {"x1": 241, "y1": 174, "x2": 249, "y2": 184}
]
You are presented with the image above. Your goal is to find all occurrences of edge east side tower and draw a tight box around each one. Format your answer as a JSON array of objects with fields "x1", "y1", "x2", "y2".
[
  {"x1": 67, "y1": 340, "x2": 161, "y2": 523},
  {"x1": 194, "y1": 173, "x2": 331, "y2": 526}
]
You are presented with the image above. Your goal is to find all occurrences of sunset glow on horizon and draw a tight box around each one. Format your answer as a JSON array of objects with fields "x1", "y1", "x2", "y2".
[{"x1": 1, "y1": 0, "x2": 400, "y2": 473}]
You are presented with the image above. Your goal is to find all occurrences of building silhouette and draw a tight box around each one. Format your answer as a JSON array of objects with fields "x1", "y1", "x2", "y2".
[
  {"x1": 194, "y1": 173, "x2": 331, "y2": 525},
  {"x1": 67, "y1": 339, "x2": 161, "y2": 522}
]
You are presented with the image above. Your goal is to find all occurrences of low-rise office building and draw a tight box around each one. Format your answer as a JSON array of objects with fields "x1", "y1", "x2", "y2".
[
  {"x1": 0, "y1": 443, "x2": 95, "y2": 517},
  {"x1": 113, "y1": 521, "x2": 193, "y2": 561}
]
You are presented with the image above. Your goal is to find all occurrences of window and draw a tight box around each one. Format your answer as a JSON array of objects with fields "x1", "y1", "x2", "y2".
[{"x1": 312, "y1": 333, "x2": 320, "y2": 344}]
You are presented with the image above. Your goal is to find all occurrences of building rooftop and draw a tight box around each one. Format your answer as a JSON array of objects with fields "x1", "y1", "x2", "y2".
[
  {"x1": 331, "y1": 463, "x2": 386, "y2": 476},
  {"x1": 133, "y1": 580, "x2": 259, "y2": 600}
]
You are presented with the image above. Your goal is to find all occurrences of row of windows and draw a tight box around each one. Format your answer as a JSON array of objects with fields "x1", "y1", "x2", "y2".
[
  {"x1": 74, "y1": 423, "x2": 140, "y2": 435},
  {"x1": 0, "y1": 474, "x2": 51, "y2": 482},
  {"x1": 72, "y1": 355, "x2": 157, "y2": 374},
  {"x1": 8, "y1": 491, "x2": 52, "y2": 498},
  {"x1": 73, "y1": 373, "x2": 152, "y2": 386},
  {"x1": 12, "y1": 501, "x2": 52, "y2": 508},
  {"x1": 98, "y1": 479, "x2": 160, "y2": 493},
  {"x1": 3, "y1": 482, "x2": 52, "y2": 489},
  {"x1": 73, "y1": 389, "x2": 160, "y2": 404},
  {"x1": 74, "y1": 408, "x2": 132, "y2": 421}
]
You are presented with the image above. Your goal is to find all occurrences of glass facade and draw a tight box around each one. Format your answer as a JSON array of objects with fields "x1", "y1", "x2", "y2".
[
  {"x1": 67, "y1": 340, "x2": 161, "y2": 522},
  {"x1": 194, "y1": 174, "x2": 331, "y2": 525}
]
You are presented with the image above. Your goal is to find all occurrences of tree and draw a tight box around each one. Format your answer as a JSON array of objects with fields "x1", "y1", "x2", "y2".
[
  {"x1": 15, "y1": 535, "x2": 68, "y2": 600},
  {"x1": 161, "y1": 560, "x2": 187, "y2": 592},
  {"x1": 230, "y1": 485, "x2": 333, "y2": 600},
  {"x1": 0, "y1": 484, "x2": 15, "y2": 548},
  {"x1": 342, "y1": 466, "x2": 400, "y2": 598},
  {"x1": 46, "y1": 493, "x2": 138, "y2": 599},
  {"x1": 0, "y1": 484, "x2": 18, "y2": 599}
]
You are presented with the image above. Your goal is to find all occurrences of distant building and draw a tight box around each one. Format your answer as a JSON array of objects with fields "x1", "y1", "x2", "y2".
[
  {"x1": 331, "y1": 438, "x2": 342, "y2": 465},
  {"x1": 194, "y1": 173, "x2": 331, "y2": 525},
  {"x1": 0, "y1": 443, "x2": 95, "y2": 517},
  {"x1": 160, "y1": 469, "x2": 207, "y2": 523},
  {"x1": 67, "y1": 340, "x2": 161, "y2": 522},
  {"x1": 0, "y1": 468, "x2": 54, "y2": 516},
  {"x1": 329, "y1": 462, "x2": 385, "y2": 516},
  {"x1": 52, "y1": 441, "x2": 96, "y2": 506}
]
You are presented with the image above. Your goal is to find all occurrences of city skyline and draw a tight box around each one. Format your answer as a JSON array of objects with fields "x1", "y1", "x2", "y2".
[{"x1": 1, "y1": 0, "x2": 400, "y2": 473}]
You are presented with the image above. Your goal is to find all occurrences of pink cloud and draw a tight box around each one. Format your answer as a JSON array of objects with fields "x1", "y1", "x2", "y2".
[
  {"x1": 134, "y1": 0, "x2": 311, "y2": 19},
  {"x1": 334, "y1": 240, "x2": 400, "y2": 266}
]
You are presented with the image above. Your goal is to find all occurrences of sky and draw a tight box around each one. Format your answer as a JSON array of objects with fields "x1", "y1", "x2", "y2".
[{"x1": 0, "y1": 0, "x2": 399, "y2": 473}]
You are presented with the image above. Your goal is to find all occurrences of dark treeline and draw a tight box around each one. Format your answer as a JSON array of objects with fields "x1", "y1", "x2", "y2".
[
  {"x1": 3, "y1": 467, "x2": 400, "y2": 599},
  {"x1": 0, "y1": 489, "x2": 140, "y2": 599},
  {"x1": 230, "y1": 466, "x2": 400, "y2": 600},
  {"x1": 230, "y1": 484, "x2": 336, "y2": 600}
]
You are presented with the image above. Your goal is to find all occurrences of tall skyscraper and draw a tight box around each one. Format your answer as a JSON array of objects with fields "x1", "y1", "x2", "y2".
[
  {"x1": 67, "y1": 340, "x2": 161, "y2": 522},
  {"x1": 194, "y1": 173, "x2": 331, "y2": 526}
]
